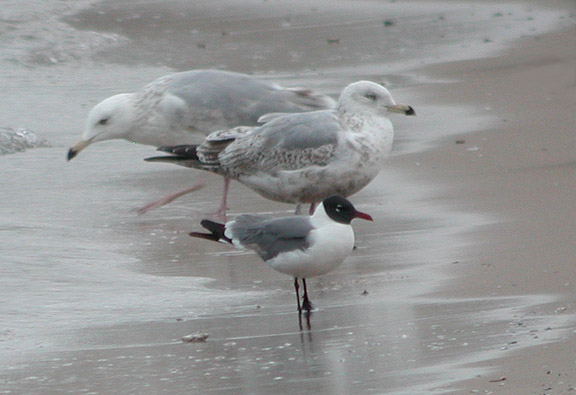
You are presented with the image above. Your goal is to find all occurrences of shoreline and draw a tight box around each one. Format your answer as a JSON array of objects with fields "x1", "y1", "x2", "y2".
[
  {"x1": 1, "y1": 1, "x2": 576, "y2": 393},
  {"x1": 399, "y1": 25, "x2": 576, "y2": 392}
]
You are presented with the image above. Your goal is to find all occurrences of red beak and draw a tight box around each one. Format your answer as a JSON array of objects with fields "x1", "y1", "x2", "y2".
[{"x1": 354, "y1": 211, "x2": 373, "y2": 221}]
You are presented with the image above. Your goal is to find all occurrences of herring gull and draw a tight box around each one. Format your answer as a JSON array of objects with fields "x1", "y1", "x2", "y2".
[
  {"x1": 146, "y1": 81, "x2": 415, "y2": 214},
  {"x1": 66, "y1": 69, "x2": 335, "y2": 214}
]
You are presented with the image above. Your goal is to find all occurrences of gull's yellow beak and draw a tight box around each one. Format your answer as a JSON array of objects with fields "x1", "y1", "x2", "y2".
[
  {"x1": 67, "y1": 140, "x2": 90, "y2": 161},
  {"x1": 386, "y1": 103, "x2": 416, "y2": 116}
]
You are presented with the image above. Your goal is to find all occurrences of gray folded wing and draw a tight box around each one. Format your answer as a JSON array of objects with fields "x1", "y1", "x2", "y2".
[
  {"x1": 196, "y1": 126, "x2": 255, "y2": 164},
  {"x1": 218, "y1": 111, "x2": 342, "y2": 177},
  {"x1": 147, "y1": 70, "x2": 335, "y2": 132},
  {"x1": 228, "y1": 215, "x2": 315, "y2": 261}
]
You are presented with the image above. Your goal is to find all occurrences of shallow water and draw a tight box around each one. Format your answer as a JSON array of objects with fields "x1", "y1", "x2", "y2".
[
  {"x1": 0, "y1": 128, "x2": 50, "y2": 155},
  {"x1": 1, "y1": 0, "x2": 574, "y2": 393}
]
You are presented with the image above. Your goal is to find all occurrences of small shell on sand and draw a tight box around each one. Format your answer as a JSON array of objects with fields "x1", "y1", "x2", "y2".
[{"x1": 182, "y1": 333, "x2": 209, "y2": 343}]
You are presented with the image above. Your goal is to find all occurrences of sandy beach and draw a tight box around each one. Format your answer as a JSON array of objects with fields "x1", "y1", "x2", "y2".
[
  {"x1": 416, "y1": 26, "x2": 576, "y2": 393},
  {"x1": 1, "y1": 0, "x2": 576, "y2": 393}
]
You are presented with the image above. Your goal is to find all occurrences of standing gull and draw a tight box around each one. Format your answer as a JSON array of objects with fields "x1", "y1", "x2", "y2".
[
  {"x1": 66, "y1": 69, "x2": 335, "y2": 214},
  {"x1": 190, "y1": 195, "x2": 373, "y2": 312},
  {"x1": 146, "y1": 81, "x2": 415, "y2": 214}
]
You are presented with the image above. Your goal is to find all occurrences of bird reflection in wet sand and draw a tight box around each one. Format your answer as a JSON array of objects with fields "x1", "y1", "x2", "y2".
[
  {"x1": 299, "y1": 309, "x2": 312, "y2": 333},
  {"x1": 189, "y1": 196, "x2": 372, "y2": 313}
]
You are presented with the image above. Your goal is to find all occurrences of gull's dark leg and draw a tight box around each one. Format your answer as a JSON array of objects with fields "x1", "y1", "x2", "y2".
[
  {"x1": 301, "y1": 278, "x2": 313, "y2": 312},
  {"x1": 308, "y1": 202, "x2": 318, "y2": 215},
  {"x1": 294, "y1": 277, "x2": 302, "y2": 312}
]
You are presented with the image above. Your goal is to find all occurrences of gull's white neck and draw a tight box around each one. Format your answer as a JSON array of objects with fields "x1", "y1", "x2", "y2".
[{"x1": 310, "y1": 203, "x2": 349, "y2": 229}]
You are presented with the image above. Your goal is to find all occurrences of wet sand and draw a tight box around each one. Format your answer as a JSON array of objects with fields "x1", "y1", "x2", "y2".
[
  {"x1": 2, "y1": 0, "x2": 576, "y2": 393},
  {"x1": 415, "y1": 27, "x2": 576, "y2": 393}
]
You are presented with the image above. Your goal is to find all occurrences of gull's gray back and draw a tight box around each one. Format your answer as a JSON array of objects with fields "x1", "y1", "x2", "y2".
[
  {"x1": 228, "y1": 215, "x2": 314, "y2": 261},
  {"x1": 258, "y1": 111, "x2": 341, "y2": 150},
  {"x1": 150, "y1": 70, "x2": 334, "y2": 132}
]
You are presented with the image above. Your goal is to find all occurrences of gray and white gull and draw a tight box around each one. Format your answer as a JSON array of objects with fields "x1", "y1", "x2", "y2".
[
  {"x1": 147, "y1": 80, "x2": 415, "y2": 214},
  {"x1": 190, "y1": 195, "x2": 373, "y2": 312},
  {"x1": 66, "y1": 69, "x2": 335, "y2": 214}
]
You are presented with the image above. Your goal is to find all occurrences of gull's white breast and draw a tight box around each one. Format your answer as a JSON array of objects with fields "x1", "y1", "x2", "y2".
[{"x1": 266, "y1": 222, "x2": 355, "y2": 278}]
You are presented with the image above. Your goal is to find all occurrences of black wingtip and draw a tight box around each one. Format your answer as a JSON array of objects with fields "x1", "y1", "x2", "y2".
[
  {"x1": 198, "y1": 220, "x2": 232, "y2": 243},
  {"x1": 190, "y1": 219, "x2": 231, "y2": 243},
  {"x1": 155, "y1": 145, "x2": 200, "y2": 160},
  {"x1": 157, "y1": 144, "x2": 197, "y2": 153},
  {"x1": 200, "y1": 219, "x2": 225, "y2": 234},
  {"x1": 189, "y1": 231, "x2": 220, "y2": 242},
  {"x1": 144, "y1": 155, "x2": 182, "y2": 163},
  {"x1": 157, "y1": 145, "x2": 175, "y2": 153}
]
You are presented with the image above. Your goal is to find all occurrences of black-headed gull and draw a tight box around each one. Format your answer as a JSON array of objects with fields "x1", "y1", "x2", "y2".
[
  {"x1": 147, "y1": 80, "x2": 415, "y2": 214},
  {"x1": 190, "y1": 195, "x2": 373, "y2": 312},
  {"x1": 66, "y1": 69, "x2": 335, "y2": 215}
]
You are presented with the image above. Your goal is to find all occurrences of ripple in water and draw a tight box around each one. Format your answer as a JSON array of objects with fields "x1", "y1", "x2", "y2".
[{"x1": 0, "y1": 127, "x2": 51, "y2": 155}]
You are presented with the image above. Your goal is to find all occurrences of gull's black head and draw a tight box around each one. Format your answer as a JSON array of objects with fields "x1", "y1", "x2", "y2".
[{"x1": 322, "y1": 195, "x2": 373, "y2": 224}]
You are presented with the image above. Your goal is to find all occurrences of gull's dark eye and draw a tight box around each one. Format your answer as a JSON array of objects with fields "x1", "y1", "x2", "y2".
[
  {"x1": 365, "y1": 93, "x2": 378, "y2": 101},
  {"x1": 335, "y1": 205, "x2": 343, "y2": 212},
  {"x1": 98, "y1": 118, "x2": 109, "y2": 125}
]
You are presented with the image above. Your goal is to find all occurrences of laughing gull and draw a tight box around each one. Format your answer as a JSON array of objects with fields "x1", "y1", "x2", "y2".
[
  {"x1": 190, "y1": 195, "x2": 373, "y2": 312},
  {"x1": 146, "y1": 80, "x2": 415, "y2": 214},
  {"x1": 66, "y1": 69, "x2": 335, "y2": 215}
]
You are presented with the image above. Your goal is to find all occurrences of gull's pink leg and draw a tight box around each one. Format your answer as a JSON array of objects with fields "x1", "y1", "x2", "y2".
[
  {"x1": 136, "y1": 180, "x2": 206, "y2": 215},
  {"x1": 211, "y1": 178, "x2": 231, "y2": 221}
]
